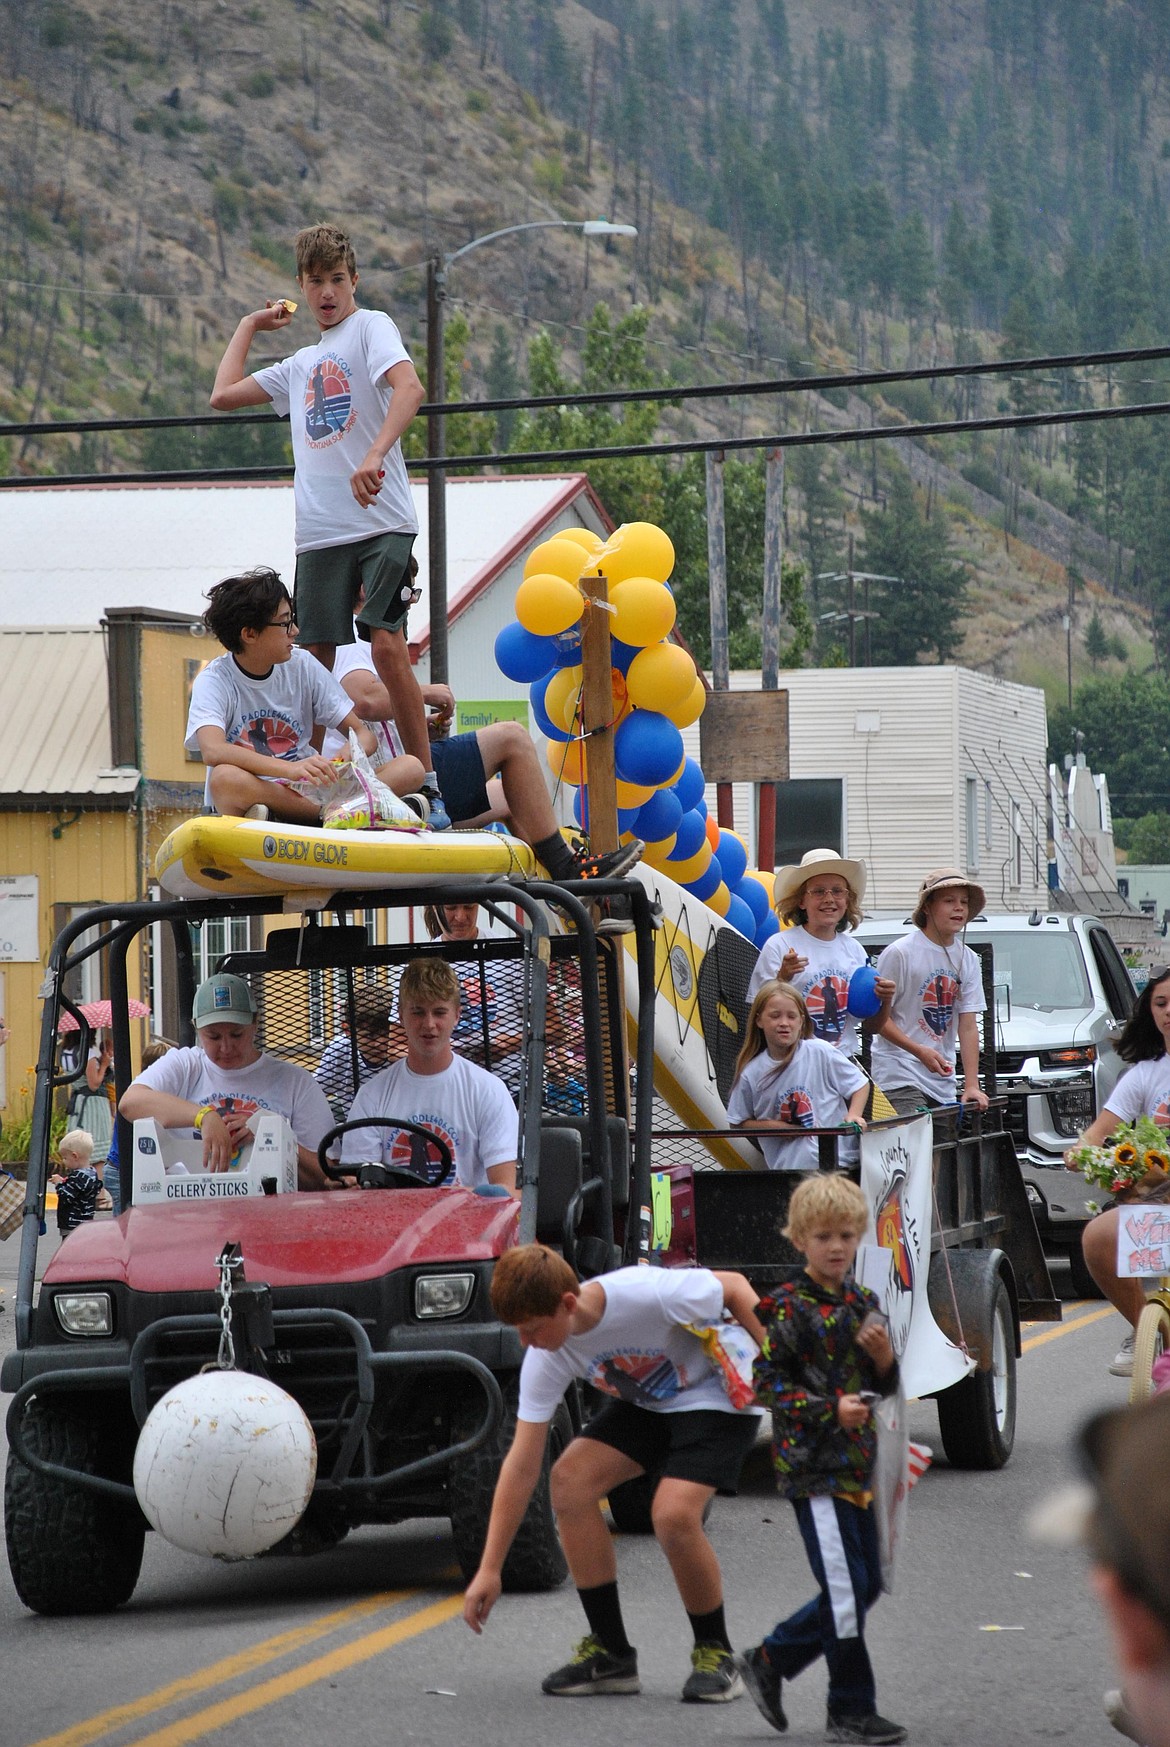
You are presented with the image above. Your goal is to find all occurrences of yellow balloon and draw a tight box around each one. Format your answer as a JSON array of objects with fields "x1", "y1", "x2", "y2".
[
  {"x1": 616, "y1": 778, "x2": 656, "y2": 808},
  {"x1": 619, "y1": 829, "x2": 639, "y2": 847},
  {"x1": 556, "y1": 526, "x2": 605, "y2": 555},
  {"x1": 752, "y1": 869, "x2": 776, "y2": 904},
  {"x1": 665, "y1": 843, "x2": 713, "y2": 885},
  {"x1": 524, "y1": 537, "x2": 590, "y2": 584},
  {"x1": 707, "y1": 881, "x2": 731, "y2": 917},
  {"x1": 610, "y1": 577, "x2": 677, "y2": 647},
  {"x1": 515, "y1": 572, "x2": 583, "y2": 637},
  {"x1": 667, "y1": 677, "x2": 707, "y2": 729},
  {"x1": 547, "y1": 736, "x2": 587, "y2": 786},
  {"x1": 626, "y1": 642, "x2": 697, "y2": 712},
  {"x1": 642, "y1": 834, "x2": 679, "y2": 868},
  {"x1": 545, "y1": 665, "x2": 584, "y2": 734},
  {"x1": 602, "y1": 522, "x2": 675, "y2": 586}
]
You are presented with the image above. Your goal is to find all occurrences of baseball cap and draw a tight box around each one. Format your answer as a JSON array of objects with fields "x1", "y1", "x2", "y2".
[{"x1": 192, "y1": 973, "x2": 257, "y2": 1029}]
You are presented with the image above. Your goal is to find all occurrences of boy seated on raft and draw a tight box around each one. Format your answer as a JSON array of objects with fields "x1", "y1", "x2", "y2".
[{"x1": 185, "y1": 566, "x2": 426, "y2": 825}]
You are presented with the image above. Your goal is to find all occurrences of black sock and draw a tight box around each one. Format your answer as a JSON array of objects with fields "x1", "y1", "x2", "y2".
[
  {"x1": 578, "y1": 1580, "x2": 633, "y2": 1656},
  {"x1": 534, "y1": 831, "x2": 578, "y2": 881},
  {"x1": 688, "y1": 1602, "x2": 730, "y2": 1651}
]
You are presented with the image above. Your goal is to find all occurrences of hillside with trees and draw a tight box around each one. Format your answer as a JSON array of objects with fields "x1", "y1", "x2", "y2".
[{"x1": 3, "y1": 0, "x2": 1170, "y2": 826}]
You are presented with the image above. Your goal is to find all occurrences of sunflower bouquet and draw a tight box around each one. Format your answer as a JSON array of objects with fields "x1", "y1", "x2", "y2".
[{"x1": 1067, "y1": 1113, "x2": 1170, "y2": 1212}]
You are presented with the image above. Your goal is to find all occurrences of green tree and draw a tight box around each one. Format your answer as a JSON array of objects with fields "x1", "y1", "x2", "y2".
[
  {"x1": 861, "y1": 469, "x2": 969, "y2": 663},
  {"x1": 401, "y1": 312, "x2": 493, "y2": 461},
  {"x1": 1084, "y1": 608, "x2": 1109, "y2": 669},
  {"x1": 1049, "y1": 674, "x2": 1170, "y2": 818},
  {"x1": 484, "y1": 323, "x2": 520, "y2": 451},
  {"x1": 1127, "y1": 812, "x2": 1170, "y2": 863}
]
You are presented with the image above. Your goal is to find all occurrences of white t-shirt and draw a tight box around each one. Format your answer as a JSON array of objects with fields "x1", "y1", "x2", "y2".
[
  {"x1": 321, "y1": 639, "x2": 403, "y2": 764},
  {"x1": 314, "y1": 1034, "x2": 393, "y2": 1114},
  {"x1": 748, "y1": 926, "x2": 868, "y2": 1056},
  {"x1": 517, "y1": 1266, "x2": 762, "y2": 1422},
  {"x1": 727, "y1": 1038, "x2": 867, "y2": 1171},
  {"x1": 185, "y1": 648, "x2": 353, "y2": 803},
  {"x1": 253, "y1": 308, "x2": 418, "y2": 552},
  {"x1": 340, "y1": 1054, "x2": 518, "y2": 1188},
  {"x1": 870, "y1": 929, "x2": 986, "y2": 1097},
  {"x1": 131, "y1": 1046, "x2": 333, "y2": 1154},
  {"x1": 1104, "y1": 1056, "x2": 1170, "y2": 1126}
]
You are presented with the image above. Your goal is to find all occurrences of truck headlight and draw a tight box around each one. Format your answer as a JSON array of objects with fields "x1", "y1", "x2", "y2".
[
  {"x1": 414, "y1": 1273, "x2": 474, "y2": 1319},
  {"x1": 1050, "y1": 1085, "x2": 1096, "y2": 1138},
  {"x1": 53, "y1": 1292, "x2": 113, "y2": 1336}
]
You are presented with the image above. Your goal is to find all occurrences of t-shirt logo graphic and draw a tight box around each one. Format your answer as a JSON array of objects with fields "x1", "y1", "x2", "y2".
[
  {"x1": 805, "y1": 973, "x2": 848, "y2": 1042},
  {"x1": 919, "y1": 972, "x2": 957, "y2": 1039},
  {"x1": 591, "y1": 1352, "x2": 682, "y2": 1404},
  {"x1": 777, "y1": 1088, "x2": 815, "y2": 1129},
  {"x1": 387, "y1": 1119, "x2": 456, "y2": 1186},
  {"x1": 236, "y1": 715, "x2": 298, "y2": 760},
  {"x1": 304, "y1": 354, "x2": 356, "y2": 446}
]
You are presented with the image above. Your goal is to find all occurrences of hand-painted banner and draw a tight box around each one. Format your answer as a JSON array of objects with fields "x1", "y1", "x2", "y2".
[
  {"x1": 1116, "y1": 1202, "x2": 1170, "y2": 1278},
  {"x1": 859, "y1": 1116, "x2": 973, "y2": 1398}
]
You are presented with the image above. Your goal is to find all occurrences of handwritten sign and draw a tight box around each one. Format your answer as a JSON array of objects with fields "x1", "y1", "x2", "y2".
[
  {"x1": 0, "y1": 877, "x2": 38, "y2": 962},
  {"x1": 1117, "y1": 1206, "x2": 1170, "y2": 1278}
]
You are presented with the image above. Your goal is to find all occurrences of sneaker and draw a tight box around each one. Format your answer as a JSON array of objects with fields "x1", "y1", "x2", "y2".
[
  {"x1": 682, "y1": 1642, "x2": 743, "y2": 1703},
  {"x1": 1104, "y1": 1687, "x2": 1144, "y2": 1743},
  {"x1": 243, "y1": 803, "x2": 270, "y2": 822},
  {"x1": 572, "y1": 838, "x2": 644, "y2": 881},
  {"x1": 736, "y1": 1645, "x2": 787, "y2": 1732},
  {"x1": 826, "y1": 1711, "x2": 907, "y2": 1744},
  {"x1": 423, "y1": 787, "x2": 452, "y2": 831},
  {"x1": 400, "y1": 792, "x2": 431, "y2": 824},
  {"x1": 541, "y1": 1635, "x2": 640, "y2": 1697},
  {"x1": 1110, "y1": 1332, "x2": 1136, "y2": 1377}
]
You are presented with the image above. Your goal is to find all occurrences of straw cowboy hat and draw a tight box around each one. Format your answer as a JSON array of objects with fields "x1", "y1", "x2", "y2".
[
  {"x1": 774, "y1": 848, "x2": 867, "y2": 915},
  {"x1": 912, "y1": 867, "x2": 987, "y2": 927}
]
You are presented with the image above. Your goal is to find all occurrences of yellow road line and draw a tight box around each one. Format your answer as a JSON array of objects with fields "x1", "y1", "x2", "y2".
[
  {"x1": 119, "y1": 1595, "x2": 465, "y2": 1747},
  {"x1": 1023, "y1": 1305, "x2": 1116, "y2": 1351},
  {"x1": 28, "y1": 1591, "x2": 413, "y2": 1747}
]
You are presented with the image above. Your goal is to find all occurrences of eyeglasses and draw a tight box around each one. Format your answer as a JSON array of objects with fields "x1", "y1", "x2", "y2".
[{"x1": 267, "y1": 614, "x2": 296, "y2": 631}]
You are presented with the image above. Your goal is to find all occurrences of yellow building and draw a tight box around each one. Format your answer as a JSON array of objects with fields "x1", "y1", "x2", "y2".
[{"x1": 0, "y1": 611, "x2": 205, "y2": 1129}]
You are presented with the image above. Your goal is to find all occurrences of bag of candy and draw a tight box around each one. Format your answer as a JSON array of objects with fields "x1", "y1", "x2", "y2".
[{"x1": 283, "y1": 733, "x2": 428, "y2": 831}]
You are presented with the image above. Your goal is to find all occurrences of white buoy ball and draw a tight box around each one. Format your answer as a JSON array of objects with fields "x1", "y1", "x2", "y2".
[{"x1": 133, "y1": 1369, "x2": 317, "y2": 1559}]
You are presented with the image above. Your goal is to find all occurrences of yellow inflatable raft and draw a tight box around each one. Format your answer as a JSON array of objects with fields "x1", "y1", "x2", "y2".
[{"x1": 154, "y1": 816, "x2": 537, "y2": 900}]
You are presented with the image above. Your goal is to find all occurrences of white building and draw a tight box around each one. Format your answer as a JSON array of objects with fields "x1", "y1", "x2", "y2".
[{"x1": 689, "y1": 666, "x2": 1051, "y2": 916}]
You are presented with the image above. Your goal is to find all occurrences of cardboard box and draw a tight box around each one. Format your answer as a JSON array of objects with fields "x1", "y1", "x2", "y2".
[{"x1": 132, "y1": 1112, "x2": 298, "y2": 1203}]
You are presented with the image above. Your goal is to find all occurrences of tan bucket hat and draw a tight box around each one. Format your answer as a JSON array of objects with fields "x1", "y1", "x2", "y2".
[
  {"x1": 774, "y1": 847, "x2": 867, "y2": 916},
  {"x1": 913, "y1": 867, "x2": 987, "y2": 927}
]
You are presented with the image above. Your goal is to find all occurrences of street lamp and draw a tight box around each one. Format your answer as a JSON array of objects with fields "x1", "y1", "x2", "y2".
[{"x1": 424, "y1": 218, "x2": 637, "y2": 684}]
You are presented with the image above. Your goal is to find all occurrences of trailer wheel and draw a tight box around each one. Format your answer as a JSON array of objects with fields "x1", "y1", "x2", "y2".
[
  {"x1": 449, "y1": 1381, "x2": 570, "y2": 1593},
  {"x1": 5, "y1": 1397, "x2": 145, "y2": 1616},
  {"x1": 935, "y1": 1271, "x2": 1017, "y2": 1470},
  {"x1": 1129, "y1": 1299, "x2": 1170, "y2": 1403}
]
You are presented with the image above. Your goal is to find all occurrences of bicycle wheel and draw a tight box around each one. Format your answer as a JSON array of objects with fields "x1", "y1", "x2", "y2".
[{"x1": 1129, "y1": 1299, "x2": 1170, "y2": 1402}]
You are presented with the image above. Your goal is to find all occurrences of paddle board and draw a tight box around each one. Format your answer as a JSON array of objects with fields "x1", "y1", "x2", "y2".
[{"x1": 155, "y1": 816, "x2": 537, "y2": 901}]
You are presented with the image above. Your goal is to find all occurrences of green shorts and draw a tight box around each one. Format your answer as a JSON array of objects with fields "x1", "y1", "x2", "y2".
[{"x1": 293, "y1": 532, "x2": 417, "y2": 647}]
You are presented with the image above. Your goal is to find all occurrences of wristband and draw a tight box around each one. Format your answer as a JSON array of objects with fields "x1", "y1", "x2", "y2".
[{"x1": 193, "y1": 1105, "x2": 216, "y2": 1131}]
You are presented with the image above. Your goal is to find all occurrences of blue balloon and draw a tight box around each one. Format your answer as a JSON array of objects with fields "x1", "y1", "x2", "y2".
[
  {"x1": 572, "y1": 786, "x2": 587, "y2": 829},
  {"x1": 668, "y1": 807, "x2": 709, "y2": 862},
  {"x1": 755, "y1": 911, "x2": 781, "y2": 947},
  {"x1": 848, "y1": 963, "x2": 883, "y2": 1019},
  {"x1": 617, "y1": 804, "x2": 642, "y2": 833},
  {"x1": 614, "y1": 711, "x2": 684, "y2": 787},
  {"x1": 685, "y1": 858, "x2": 723, "y2": 901},
  {"x1": 530, "y1": 678, "x2": 571, "y2": 742},
  {"x1": 734, "y1": 876, "x2": 770, "y2": 927},
  {"x1": 611, "y1": 637, "x2": 639, "y2": 674},
  {"x1": 695, "y1": 798, "x2": 708, "y2": 819},
  {"x1": 637, "y1": 788, "x2": 683, "y2": 842},
  {"x1": 717, "y1": 830, "x2": 748, "y2": 888},
  {"x1": 725, "y1": 894, "x2": 756, "y2": 939},
  {"x1": 495, "y1": 620, "x2": 558, "y2": 684},
  {"x1": 672, "y1": 756, "x2": 706, "y2": 814}
]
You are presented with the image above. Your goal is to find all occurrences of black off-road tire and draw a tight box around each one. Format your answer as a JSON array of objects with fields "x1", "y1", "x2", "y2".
[
  {"x1": 936, "y1": 1274, "x2": 1017, "y2": 1470},
  {"x1": 449, "y1": 1380, "x2": 570, "y2": 1593},
  {"x1": 5, "y1": 1396, "x2": 145, "y2": 1615}
]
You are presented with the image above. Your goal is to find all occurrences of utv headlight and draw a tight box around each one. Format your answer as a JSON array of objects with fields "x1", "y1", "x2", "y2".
[
  {"x1": 414, "y1": 1273, "x2": 474, "y2": 1319},
  {"x1": 53, "y1": 1292, "x2": 113, "y2": 1336}
]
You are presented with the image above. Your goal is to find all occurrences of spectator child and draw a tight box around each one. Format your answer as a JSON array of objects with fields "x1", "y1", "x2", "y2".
[
  {"x1": 737, "y1": 1174, "x2": 905, "y2": 1746},
  {"x1": 727, "y1": 981, "x2": 868, "y2": 1172},
  {"x1": 315, "y1": 985, "x2": 396, "y2": 1119},
  {"x1": 52, "y1": 1129, "x2": 100, "y2": 1233},
  {"x1": 185, "y1": 566, "x2": 424, "y2": 823}
]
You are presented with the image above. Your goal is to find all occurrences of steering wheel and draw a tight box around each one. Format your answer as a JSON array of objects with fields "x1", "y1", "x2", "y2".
[{"x1": 319, "y1": 1118, "x2": 455, "y2": 1188}]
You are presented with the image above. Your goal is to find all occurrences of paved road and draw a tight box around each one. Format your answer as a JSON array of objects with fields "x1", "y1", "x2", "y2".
[{"x1": 0, "y1": 1239, "x2": 1132, "y2": 1747}]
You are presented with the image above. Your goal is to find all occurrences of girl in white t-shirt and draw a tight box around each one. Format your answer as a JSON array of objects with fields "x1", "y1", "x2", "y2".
[
  {"x1": 747, "y1": 848, "x2": 893, "y2": 1057},
  {"x1": 727, "y1": 980, "x2": 868, "y2": 1173}
]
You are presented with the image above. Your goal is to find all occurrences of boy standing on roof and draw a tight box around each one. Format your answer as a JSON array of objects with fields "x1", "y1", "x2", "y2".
[
  {"x1": 209, "y1": 222, "x2": 452, "y2": 829},
  {"x1": 869, "y1": 868, "x2": 990, "y2": 1116}
]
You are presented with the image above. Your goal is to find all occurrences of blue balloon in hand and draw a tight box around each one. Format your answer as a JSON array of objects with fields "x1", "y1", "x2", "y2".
[{"x1": 847, "y1": 964, "x2": 883, "y2": 1019}]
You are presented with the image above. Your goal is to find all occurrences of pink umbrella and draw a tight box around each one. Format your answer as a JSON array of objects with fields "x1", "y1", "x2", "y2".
[{"x1": 58, "y1": 998, "x2": 151, "y2": 1033}]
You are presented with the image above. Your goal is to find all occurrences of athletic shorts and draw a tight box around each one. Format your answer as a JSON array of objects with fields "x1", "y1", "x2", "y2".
[
  {"x1": 580, "y1": 1400, "x2": 760, "y2": 1492},
  {"x1": 294, "y1": 532, "x2": 417, "y2": 647},
  {"x1": 431, "y1": 732, "x2": 490, "y2": 822}
]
